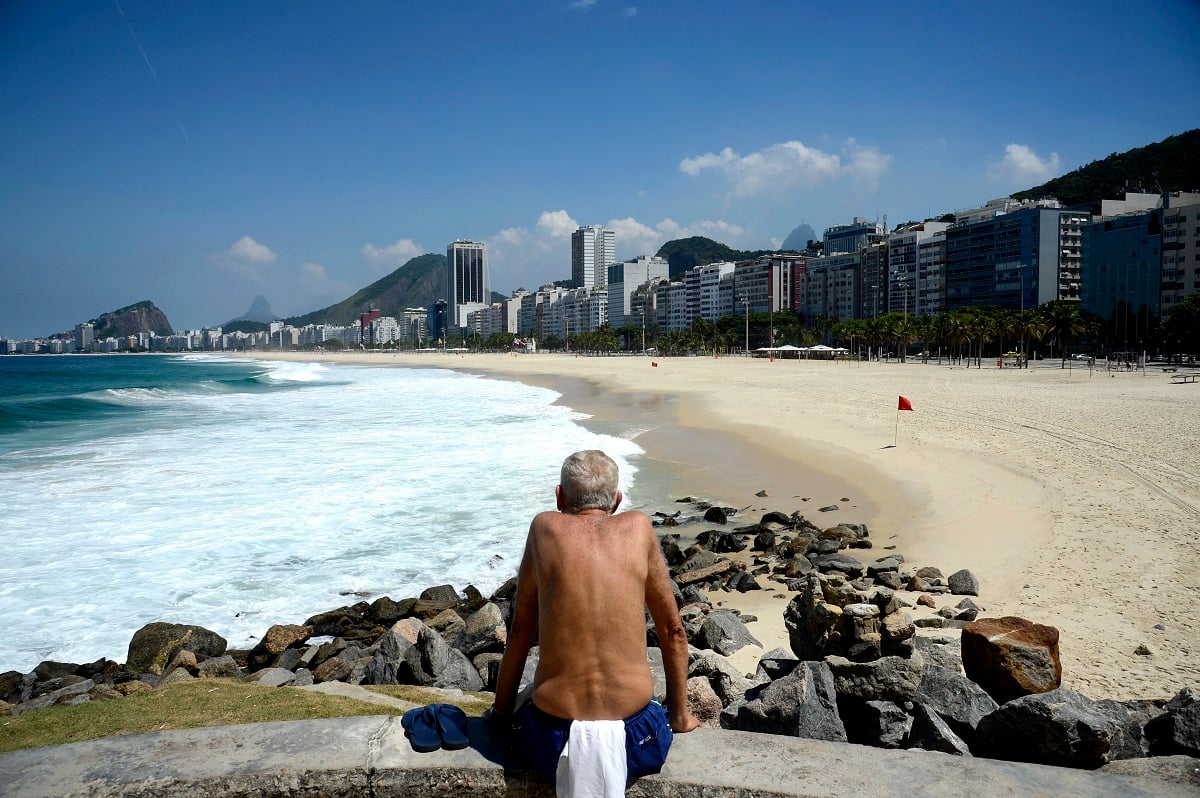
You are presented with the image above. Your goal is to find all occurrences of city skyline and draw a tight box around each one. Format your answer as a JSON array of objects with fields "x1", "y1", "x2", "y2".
[{"x1": 2, "y1": 1, "x2": 1198, "y2": 339}]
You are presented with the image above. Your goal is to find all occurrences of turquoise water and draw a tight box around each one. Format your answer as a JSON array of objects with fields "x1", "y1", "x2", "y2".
[{"x1": 0, "y1": 355, "x2": 642, "y2": 672}]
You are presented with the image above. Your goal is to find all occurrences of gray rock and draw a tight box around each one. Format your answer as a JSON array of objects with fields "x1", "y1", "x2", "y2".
[
  {"x1": 755, "y1": 647, "x2": 800, "y2": 682},
  {"x1": 916, "y1": 566, "x2": 944, "y2": 580},
  {"x1": 158, "y1": 668, "x2": 194, "y2": 687},
  {"x1": 10, "y1": 678, "x2": 96, "y2": 715},
  {"x1": 948, "y1": 569, "x2": 979, "y2": 596},
  {"x1": 419, "y1": 584, "x2": 460, "y2": 604},
  {"x1": 915, "y1": 663, "x2": 998, "y2": 745},
  {"x1": 725, "y1": 661, "x2": 846, "y2": 742},
  {"x1": 1100, "y1": 754, "x2": 1200, "y2": 790},
  {"x1": 697, "y1": 611, "x2": 761, "y2": 657},
  {"x1": 1093, "y1": 699, "x2": 1151, "y2": 760},
  {"x1": 975, "y1": 687, "x2": 1124, "y2": 768},
  {"x1": 909, "y1": 703, "x2": 972, "y2": 756},
  {"x1": 704, "y1": 506, "x2": 729, "y2": 524},
  {"x1": 292, "y1": 668, "x2": 314, "y2": 687},
  {"x1": 689, "y1": 652, "x2": 759, "y2": 706},
  {"x1": 1144, "y1": 687, "x2": 1200, "y2": 757},
  {"x1": 362, "y1": 631, "x2": 417, "y2": 685},
  {"x1": 853, "y1": 700, "x2": 913, "y2": 749},
  {"x1": 867, "y1": 556, "x2": 904, "y2": 577},
  {"x1": 752, "y1": 530, "x2": 776, "y2": 552},
  {"x1": 406, "y1": 626, "x2": 484, "y2": 691},
  {"x1": 810, "y1": 553, "x2": 866, "y2": 578},
  {"x1": 426, "y1": 608, "x2": 466, "y2": 649},
  {"x1": 246, "y1": 667, "x2": 297, "y2": 688},
  {"x1": 826, "y1": 651, "x2": 925, "y2": 703},
  {"x1": 460, "y1": 602, "x2": 507, "y2": 659},
  {"x1": 125, "y1": 622, "x2": 228, "y2": 676},
  {"x1": 273, "y1": 648, "x2": 303, "y2": 672},
  {"x1": 196, "y1": 655, "x2": 240, "y2": 679},
  {"x1": 784, "y1": 574, "x2": 840, "y2": 660},
  {"x1": 686, "y1": 676, "x2": 723, "y2": 727}
]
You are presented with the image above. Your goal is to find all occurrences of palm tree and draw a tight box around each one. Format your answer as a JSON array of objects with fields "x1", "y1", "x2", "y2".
[
  {"x1": 1039, "y1": 301, "x2": 1087, "y2": 368},
  {"x1": 962, "y1": 309, "x2": 996, "y2": 368},
  {"x1": 1014, "y1": 309, "x2": 1047, "y2": 368},
  {"x1": 993, "y1": 308, "x2": 1019, "y2": 368}
]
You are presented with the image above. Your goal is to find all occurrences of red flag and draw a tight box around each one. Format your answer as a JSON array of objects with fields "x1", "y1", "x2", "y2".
[
  {"x1": 898, "y1": 395, "x2": 913, "y2": 411},
  {"x1": 651, "y1": 361, "x2": 658, "y2": 367}
]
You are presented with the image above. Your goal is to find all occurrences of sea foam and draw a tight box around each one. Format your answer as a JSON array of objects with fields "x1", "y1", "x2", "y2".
[{"x1": 0, "y1": 358, "x2": 641, "y2": 672}]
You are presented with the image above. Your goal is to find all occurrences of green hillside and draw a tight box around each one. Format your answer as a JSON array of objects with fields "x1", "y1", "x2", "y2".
[
  {"x1": 655, "y1": 237, "x2": 777, "y2": 277},
  {"x1": 285, "y1": 254, "x2": 447, "y2": 326},
  {"x1": 1013, "y1": 129, "x2": 1200, "y2": 207}
]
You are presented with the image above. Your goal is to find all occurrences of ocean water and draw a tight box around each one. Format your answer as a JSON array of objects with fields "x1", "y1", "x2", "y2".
[{"x1": 0, "y1": 355, "x2": 643, "y2": 673}]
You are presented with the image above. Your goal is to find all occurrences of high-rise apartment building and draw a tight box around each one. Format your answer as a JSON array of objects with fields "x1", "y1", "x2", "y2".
[
  {"x1": 1081, "y1": 210, "x2": 1162, "y2": 349},
  {"x1": 888, "y1": 222, "x2": 949, "y2": 315},
  {"x1": 945, "y1": 204, "x2": 1090, "y2": 312},
  {"x1": 571, "y1": 225, "x2": 615, "y2": 289},
  {"x1": 75, "y1": 322, "x2": 94, "y2": 352},
  {"x1": 446, "y1": 240, "x2": 488, "y2": 327},
  {"x1": 1161, "y1": 201, "x2": 1200, "y2": 314},
  {"x1": 606, "y1": 256, "x2": 669, "y2": 328},
  {"x1": 824, "y1": 217, "x2": 885, "y2": 255}
]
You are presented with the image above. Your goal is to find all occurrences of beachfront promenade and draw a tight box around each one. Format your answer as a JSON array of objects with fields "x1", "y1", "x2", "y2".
[{"x1": 2, "y1": 714, "x2": 1193, "y2": 797}]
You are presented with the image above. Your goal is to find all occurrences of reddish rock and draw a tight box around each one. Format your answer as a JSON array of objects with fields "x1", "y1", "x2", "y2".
[{"x1": 961, "y1": 616, "x2": 1061, "y2": 704}]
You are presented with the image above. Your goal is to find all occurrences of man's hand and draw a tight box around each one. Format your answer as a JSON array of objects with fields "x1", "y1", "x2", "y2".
[{"x1": 670, "y1": 709, "x2": 702, "y2": 733}]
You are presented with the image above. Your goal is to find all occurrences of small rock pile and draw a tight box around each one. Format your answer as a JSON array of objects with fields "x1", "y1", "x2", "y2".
[{"x1": 2, "y1": 500, "x2": 1197, "y2": 773}]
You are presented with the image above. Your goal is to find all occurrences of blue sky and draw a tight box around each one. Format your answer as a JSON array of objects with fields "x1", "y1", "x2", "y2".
[{"x1": 1, "y1": 1, "x2": 1197, "y2": 338}]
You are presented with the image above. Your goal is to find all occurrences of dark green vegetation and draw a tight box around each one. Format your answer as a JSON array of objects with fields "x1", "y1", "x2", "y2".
[
  {"x1": 655, "y1": 237, "x2": 782, "y2": 277},
  {"x1": 0, "y1": 678, "x2": 491, "y2": 753},
  {"x1": 222, "y1": 320, "x2": 269, "y2": 334},
  {"x1": 286, "y1": 254, "x2": 447, "y2": 327},
  {"x1": 88, "y1": 300, "x2": 174, "y2": 338},
  {"x1": 1012, "y1": 129, "x2": 1200, "y2": 209}
]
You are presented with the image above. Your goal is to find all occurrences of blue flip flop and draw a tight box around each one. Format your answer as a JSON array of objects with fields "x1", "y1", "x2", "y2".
[
  {"x1": 401, "y1": 706, "x2": 441, "y2": 753},
  {"x1": 433, "y1": 703, "x2": 470, "y2": 750}
]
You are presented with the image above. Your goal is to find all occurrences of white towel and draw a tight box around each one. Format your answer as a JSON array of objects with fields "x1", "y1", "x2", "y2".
[{"x1": 555, "y1": 719, "x2": 627, "y2": 798}]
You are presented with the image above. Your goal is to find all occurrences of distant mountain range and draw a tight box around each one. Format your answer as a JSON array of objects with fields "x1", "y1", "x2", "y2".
[{"x1": 227, "y1": 295, "x2": 279, "y2": 325}]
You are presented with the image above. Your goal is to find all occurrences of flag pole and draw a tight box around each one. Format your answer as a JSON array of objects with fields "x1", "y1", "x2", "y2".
[{"x1": 894, "y1": 407, "x2": 899, "y2": 447}]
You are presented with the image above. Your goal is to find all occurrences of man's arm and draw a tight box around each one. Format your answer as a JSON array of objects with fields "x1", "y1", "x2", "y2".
[
  {"x1": 492, "y1": 526, "x2": 539, "y2": 716},
  {"x1": 643, "y1": 521, "x2": 700, "y2": 733}
]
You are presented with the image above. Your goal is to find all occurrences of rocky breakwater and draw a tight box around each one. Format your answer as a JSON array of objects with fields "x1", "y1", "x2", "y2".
[{"x1": 2, "y1": 499, "x2": 1197, "y2": 779}]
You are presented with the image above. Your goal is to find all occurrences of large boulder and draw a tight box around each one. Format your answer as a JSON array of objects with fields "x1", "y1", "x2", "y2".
[
  {"x1": 723, "y1": 661, "x2": 846, "y2": 742},
  {"x1": 686, "y1": 676, "x2": 723, "y2": 728},
  {"x1": 975, "y1": 687, "x2": 1127, "y2": 768},
  {"x1": 947, "y1": 569, "x2": 980, "y2": 596},
  {"x1": 696, "y1": 612, "x2": 761, "y2": 657},
  {"x1": 784, "y1": 574, "x2": 840, "y2": 660},
  {"x1": 913, "y1": 663, "x2": 998, "y2": 746},
  {"x1": 125, "y1": 623, "x2": 227, "y2": 676},
  {"x1": 405, "y1": 627, "x2": 484, "y2": 691},
  {"x1": 1144, "y1": 687, "x2": 1200, "y2": 757},
  {"x1": 363, "y1": 631, "x2": 417, "y2": 685},
  {"x1": 909, "y1": 703, "x2": 972, "y2": 756},
  {"x1": 826, "y1": 651, "x2": 925, "y2": 704},
  {"x1": 460, "y1": 602, "x2": 507, "y2": 659},
  {"x1": 809, "y1": 553, "x2": 866, "y2": 578},
  {"x1": 846, "y1": 699, "x2": 912, "y2": 749},
  {"x1": 961, "y1": 616, "x2": 1061, "y2": 704},
  {"x1": 689, "y1": 652, "x2": 759, "y2": 706}
]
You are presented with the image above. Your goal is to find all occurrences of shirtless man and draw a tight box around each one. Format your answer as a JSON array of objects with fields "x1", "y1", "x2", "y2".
[{"x1": 488, "y1": 450, "x2": 700, "y2": 785}]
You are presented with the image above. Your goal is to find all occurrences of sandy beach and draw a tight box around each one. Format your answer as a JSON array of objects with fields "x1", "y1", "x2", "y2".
[{"x1": 244, "y1": 350, "x2": 1200, "y2": 701}]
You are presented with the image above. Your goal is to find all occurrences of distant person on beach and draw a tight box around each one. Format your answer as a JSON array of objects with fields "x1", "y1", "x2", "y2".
[{"x1": 488, "y1": 449, "x2": 699, "y2": 794}]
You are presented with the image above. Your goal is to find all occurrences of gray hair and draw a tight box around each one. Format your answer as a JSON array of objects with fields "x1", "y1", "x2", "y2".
[{"x1": 559, "y1": 450, "x2": 619, "y2": 512}]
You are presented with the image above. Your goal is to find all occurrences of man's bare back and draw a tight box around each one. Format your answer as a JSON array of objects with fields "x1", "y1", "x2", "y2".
[{"x1": 491, "y1": 452, "x2": 699, "y2": 735}]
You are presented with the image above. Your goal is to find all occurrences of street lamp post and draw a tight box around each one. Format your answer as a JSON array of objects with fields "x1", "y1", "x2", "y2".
[{"x1": 741, "y1": 298, "x2": 749, "y2": 353}]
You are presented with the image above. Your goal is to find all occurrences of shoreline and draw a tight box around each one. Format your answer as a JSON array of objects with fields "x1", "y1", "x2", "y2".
[{"x1": 230, "y1": 350, "x2": 1200, "y2": 700}]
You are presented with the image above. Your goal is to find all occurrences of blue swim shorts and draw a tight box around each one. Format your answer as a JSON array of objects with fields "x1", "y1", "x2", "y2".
[{"x1": 515, "y1": 699, "x2": 674, "y2": 782}]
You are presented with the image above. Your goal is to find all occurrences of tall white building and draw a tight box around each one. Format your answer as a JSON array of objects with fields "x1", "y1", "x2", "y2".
[
  {"x1": 571, "y1": 225, "x2": 615, "y2": 289},
  {"x1": 606, "y1": 256, "x2": 670, "y2": 328},
  {"x1": 447, "y1": 240, "x2": 488, "y2": 327}
]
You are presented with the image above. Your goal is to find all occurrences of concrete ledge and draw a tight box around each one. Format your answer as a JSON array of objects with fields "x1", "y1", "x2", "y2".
[{"x1": 0, "y1": 716, "x2": 1192, "y2": 797}]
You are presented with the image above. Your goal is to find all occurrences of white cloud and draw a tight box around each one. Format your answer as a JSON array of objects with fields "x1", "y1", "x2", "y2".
[
  {"x1": 569, "y1": 0, "x2": 596, "y2": 9},
  {"x1": 987, "y1": 143, "x2": 1061, "y2": 184},
  {"x1": 485, "y1": 211, "x2": 752, "y2": 294},
  {"x1": 360, "y1": 238, "x2": 423, "y2": 272},
  {"x1": 679, "y1": 139, "x2": 890, "y2": 197},
  {"x1": 212, "y1": 235, "x2": 277, "y2": 280},
  {"x1": 622, "y1": 6, "x2": 637, "y2": 16},
  {"x1": 228, "y1": 235, "x2": 276, "y2": 264},
  {"x1": 535, "y1": 210, "x2": 579, "y2": 239}
]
